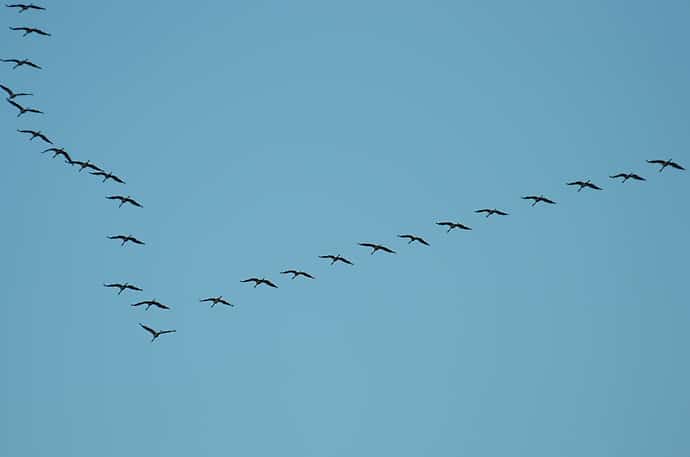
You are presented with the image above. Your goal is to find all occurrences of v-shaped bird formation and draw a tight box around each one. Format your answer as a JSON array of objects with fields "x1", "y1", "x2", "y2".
[{"x1": 2, "y1": 3, "x2": 686, "y2": 344}]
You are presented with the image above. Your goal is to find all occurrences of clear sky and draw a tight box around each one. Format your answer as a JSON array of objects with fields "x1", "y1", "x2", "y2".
[{"x1": 2, "y1": 1, "x2": 689, "y2": 455}]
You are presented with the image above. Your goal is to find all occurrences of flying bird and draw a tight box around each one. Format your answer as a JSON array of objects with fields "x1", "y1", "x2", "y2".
[
  {"x1": 5, "y1": 4, "x2": 46, "y2": 12},
  {"x1": 104, "y1": 282, "x2": 142, "y2": 295},
  {"x1": 475, "y1": 208, "x2": 509, "y2": 217},
  {"x1": 522, "y1": 195, "x2": 557, "y2": 206},
  {"x1": 566, "y1": 180, "x2": 603, "y2": 192},
  {"x1": 106, "y1": 195, "x2": 143, "y2": 208},
  {"x1": 139, "y1": 323, "x2": 176, "y2": 343},
  {"x1": 90, "y1": 170, "x2": 125, "y2": 184},
  {"x1": 200, "y1": 296, "x2": 234, "y2": 307},
  {"x1": 358, "y1": 242, "x2": 396, "y2": 255},
  {"x1": 319, "y1": 254, "x2": 354, "y2": 265},
  {"x1": 436, "y1": 221, "x2": 472, "y2": 232},
  {"x1": 7, "y1": 99, "x2": 42, "y2": 117},
  {"x1": 17, "y1": 129, "x2": 51, "y2": 144},
  {"x1": 65, "y1": 159, "x2": 102, "y2": 172},
  {"x1": 42, "y1": 147, "x2": 71, "y2": 162},
  {"x1": 609, "y1": 173, "x2": 646, "y2": 182},
  {"x1": 398, "y1": 234, "x2": 430, "y2": 246},
  {"x1": 9, "y1": 26, "x2": 51, "y2": 37},
  {"x1": 1, "y1": 83, "x2": 32, "y2": 99},
  {"x1": 1, "y1": 58, "x2": 41, "y2": 69},
  {"x1": 108, "y1": 234, "x2": 145, "y2": 246},
  {"x1": 647, "y1": 159, "x2": 685, "y2": 172},
  {"x1": 280, "y1": 270, "x2": 315, "y2": 280},
  {"x1": 241, "y1": 278, "x2": 278, "y2": 288},
  {"x1": 131, "y1": 299, "x2": 170, "y2": 311}
]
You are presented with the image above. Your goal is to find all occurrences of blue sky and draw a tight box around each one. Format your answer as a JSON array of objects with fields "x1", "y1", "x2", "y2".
[{"x1": 2, "y1": 1, "x2": 689, "y2": 455}]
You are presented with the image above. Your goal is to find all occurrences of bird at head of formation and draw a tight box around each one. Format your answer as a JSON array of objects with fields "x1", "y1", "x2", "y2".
[
  {"x1": 1, "y1": 83, "x2": 32, "y2": 99},
  {"x1": 647, "y1": 159, "x2": 685, "y2": 173},
  {"x1": 6, "y1": 98, "x2": 42, "y2": 117},
  {"x1": 90, "y1": 170, "x2": 125, "y2": 184},
  {"x1": 397, "y1": 234, "x2": 430, "y2": 246},
  {"x1": 17, "y1": 129, "x2": 51, "y2": 144},
  {"x1": 609, "y1": 172, "x2": 646, "y2": 183},
  {"x1": 65, "y1": 159, "x2": 102, "y2": 172},
  {"x1": 566, "y1": 180, "x2": 603, "y2": 192},
  {"x1": 42, "y1": 147, "x2": 71, "y2": 162},
  {"x1": 199, "y1": 296, "x2": 234, "y2": 307},
  {"x1": 106, "y1": 195, "x2": 143, "y2": 208},
  {"x1": 358, "y1": 242, "x2": 396, "y2": 255},
  {"x1": 319, "y1": 254, "x2": 354, "y2": 266},
  {"x1": 131, "y1": 299, "x2": 170, "y2": 311},
  {"x1": 280, "y1": 270, "x2": 315, "y2": 280},
  {"x1": 436, "y1": 221, "x2": 472, "y2": 233},
  {"x1": 139, "y1": 323, "x2": 176, "y2": 343},
  {"x1": 9, "y1": 26, "x2": 50, "y2": 37},
  {"x1": 521, "y1": 195, "x2": 557, "y2": 207},
  {"x1": 1, "y1": 58, "x2": 41, "y2": 69},
  {"x1": 241, "y1": 277, "x2": 278, "y2": 288},
  {"x1": 104, "y1": 282, "x2": 143, "y2": 295},
  {"x1": 5, "y1": 4, "x2": 46, "y2": 12},
  {"x1": 475, "y1": 208, "x2": 509, "y2": 218},
  {"x1": 107, "y1": 234, "x2": 145, "y2": 247}
]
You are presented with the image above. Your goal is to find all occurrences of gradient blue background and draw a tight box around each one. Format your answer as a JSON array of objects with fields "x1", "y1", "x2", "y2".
[{"x1": 2, "y1": 1, "x2": 689, "y2": 455}]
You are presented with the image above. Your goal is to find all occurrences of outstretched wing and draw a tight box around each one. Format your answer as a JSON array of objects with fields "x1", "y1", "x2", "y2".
[
  {"x1": 109, "y1": 174, "x2": 125, "y2": 184},
  {"x1": 586, "y1": 183, "x2": 603, "y2": 190},
  {"x1": 90, "y1": 171, "x2": 106, "y2": 177},
  {"x1": 522, "y1": 196, "x2": 538, "y2": 201},
  {"x1": 263, "y1": 280, "x2": 278, "y2": 288},
  {"x1": 158, "y1": 330, "x2": 176, "y2": 336},
  {"x1": 669, "y1": 162, "x2": 685, "y2": 170},
  {"x1": 241, "y1": 278, "x2": 259, "y2": 283},
  {"x1": 7, "y1": 99, "x2": 23, "y2": 111},
  {"x1": 25, "y1": 61, "x2": 41, "y2": 69},
  {"x1": 126, "y1": 285, "x2": 143, "y2": 291},
  {"x1": 108, "y1": 235, "x2": 125, "y2": 241},
  {"x1": 630, "y1": 174, "x2": 646, "y2": 181},
  {"x1": 299, "y1": 272, "x2": 315, "y2": 279},
  {"x1": 339, "y1": 257, "x2": 354, "y2": 265},
  {"x1": 0, "y1": 84, "x2": 12, "y2": 96},
  {"x1": 139, "y1": 323, "x2": 157, "y2": 336},
  {"x1": 127, "y1": 198, "x2": 143, "y2": 208},
  {"x1": 646, "y1": 160, "x2": 665, "y2": 165},
  {"x1": 436, "y1": 222, "x2": 452, "y2": 226},
  {"x1": 494, "y1": 210, "x2": 509, "y2": 216},
  {"x1": 475, "y1": 209, "x2": 490, "y2": 214},
  {"x1": 358, "y1": 242, "x2": 376, "y2": 249},
  {"x1": 129, "y1": 238, "x2": 145, "y2": 245},
  {"x1": 541, "y1": 197, "x2": 556, "y2": 204}
]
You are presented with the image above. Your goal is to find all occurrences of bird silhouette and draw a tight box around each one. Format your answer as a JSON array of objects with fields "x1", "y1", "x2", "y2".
[
  {"x1": 200, "y1": 296, "x2": 234, "y2": 307},
  {"x1": 358, "y1": 242, "x2": 396, "y2": 255},
  {"x1": 131, "y1": 299, "x2": 170, "y2": 311},
  {"x1": 1, "y1": 58, "x2": 41, "y2": 69},
  {"x1": 1, "y1": 83, "x2": 32, "y2": 99},
  {"x1": 7, "y1": 99, "x2": 42, "y2": 117},
  {"x1": 522, "y1": 195, "x2": 557, "y2": 207},
  {"x1": 5, "y1": 4, "x2": 46, "y2": 12},
  {"x1": 139, "y1": 323, "x2": 176, "y2": 343},
  {"x1": 241, "y1": 278, "x2": 278, "y2": 288},
  {"x1": 566, "y1": 180, "x2": 603, "y2": 192},
  {"x1": 42, "y1": 147, "x2": 71, "y2": 162},
  {"x1": 610, "y1": 173, "x2": 646, "y2": 182},
  {"x1": 108, "y1": 234, "x2": 145, "y2": 246},
  {"x1": 104, "y1": 282, "x2": 142, "y2": 295},
  {"x1": 475, "y1": 208, "x2": 509, "y2": 217},
  {"x1": 436, "y1": 221, "x2": 472, "y2": 232},
  {"x1": 65, "y1": 159, "x2": 102, "y2": 172},
  {"x1": 9, "y1": 26, "x2": 50, "y2": 37},
  {"x1": 319, "y1": 254, "x2": 354, "y2": 265},
  {"x1": 106, "y1": 195, "x2": 143, "y2": 208},
  {"x1": 17, "y1": 129, "x2": 51, "y2": 144},
  {"x1": 280, "y1": 270, "x2": 315, "y2": 279},
  {"x1": 90, "y1": 170, "x2": 125, "y2": 184},
  {"x1": 397, "y1": 234, "x2": 430, "y2": 246},
  {"x1": 647, "y1": 159, "x2": 685, "y2": 172}
]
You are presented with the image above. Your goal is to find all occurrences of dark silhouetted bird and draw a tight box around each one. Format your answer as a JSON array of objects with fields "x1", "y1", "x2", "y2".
[
  {"x1": 436, "y1": 221, "x2": 472, "y2": 232},
  {"x1": 42, "y1": 147, "x2": 71, "y2": 162},
  {"x1": 17, "y1": 129, "x2": 51, "y2": 144},
  {"x1": 90, "y1": 170, "x2": 125, "y2": 184},
  {"x1": 108, "y1": 234, "x2": 145, "y2": 246},
  {"x1": 106, "y1": 195, "x2": 143, "y2": 208},
  {"x1": 7, "y1": 99, "x2": 42, "y2": 117},
  {"x1": 104, "y1": 282, "x2": 142, "y2": 295},
  {"x1": 319, "y1": 254, "x2": 354, "y2": 265},
  {"x1": 522, "y1": 195, "x2": 556, "y2": 207},
  {"x1": 200, "y1": 296, "x2": 234, "y2": 307},
  {"x1": 475, "y1": 208, "x2": 509, "y2": 217},
  {"x1": 647, "y1": 159, "x2": 685, "y2": 173},
  {"x1": 9, "y1": 26, "x2": 50, "y2": 37},
  {"x1": 566, "y1": 180, "x2": 603, "y2": 192},
  {"x1": 610, "y1": 172, "x2": 646, "y2": 182},
  {"x1": 280, "y1": 270, "x2": 315, "y2": 280},
  {"x1": 398, "y1": 234, "x2": 430, "y2": 246},
  {"x1": 131, "y1": 299, "x2": 170, "y2": 311},
  {"x1": 66, "y1": 159, "x2": 102, "y2": 172},
  {"x1": 1, "y1": 83, "x2": 32, "y2": 99},
  {"x1": 358, "y1": 242, "x2": 396, "y2": 255},
  {"x1": 1, "y1": 58, "x2": 41, "y2": 69},
  {"x1": 241, "y1": 278, "x2": 278, "y2": 288},
  {"x1": 139, "y1": 323, "x2": 176, "y2": 342},
  {"x1": 5, "y1": 4, "x2": 46, "y2": 12}
]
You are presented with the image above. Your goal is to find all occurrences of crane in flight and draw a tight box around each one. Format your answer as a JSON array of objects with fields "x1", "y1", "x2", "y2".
[
  {"x1": 609, "y1": 172, "x2": 646, "y2": 182},
  {"x1": 398, "y1": 234, "x2": 430, "y2": 246},
  {"x1": 90, "y1": 170, "x2": 125, "y2": 184},
  {"x1": 17, "y1": 129, "x2": 51, "y2": 144},
  {"x1": 66, "y1": 159, "x2": 102, "y2": 172},
  {"x1": 139, "y1": 324, "x2": 176, "y2": 343},
  {"x1": 104, "y1": 282, "x2": 142, "y2": 295},
  {"x1": 108, "y1": 234, "x2": 145, "y2": 246},
  {"x1": 241, "y1": 278, "x2": 278, "y2": 288},
  {"x1": 1, "y1": 83, "x2": 32, "y2": 99},
  {"x1": 9, "y1": 26, "x2": 51, "y2": 37},
  {"x1": 358, "y1": 242, "x2": 396, "y2": 255},
  {"x1": 521, "y1": 195, "x2": 557, "y2": 207},
  {"x1": 42, "y1": 147, "x2": 71, "y2": 162},
  {"x1": 475, "y1": 208, "x2": 509, "y2": 217},
  {"x1": 1, "y1": 58, "x2": 42, "y2": 69},
  {"x1": 647, "y1": 159, "x2": 685, "y2": 173},
  {"x1": 131, "y1": 299, "x2": 170, "y2": 311},
  {"x1": 106, "y1": 195, "x2": 143, "y2": 208},
  {"x1": 200, "y1": 296, "x2": 234, "y2": 307},
  {"x1": 319, "y1": 254, "x2": 354, "y2": 265},
  {"x1": 566, "y1": 180, "x2": 603, "y2": 192},
  {"x1": 280, "y1": 270, "x2": 315, "y2": 280},
  {"x1": 5, "y1": 4, "x2": 46, "y2": 13},
  {"x1": 7, "y1": 99, "x2": 42, "y2": 117},
  {"x1": 436, "y1": 221, "x2": 472, "y2": 232}
]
